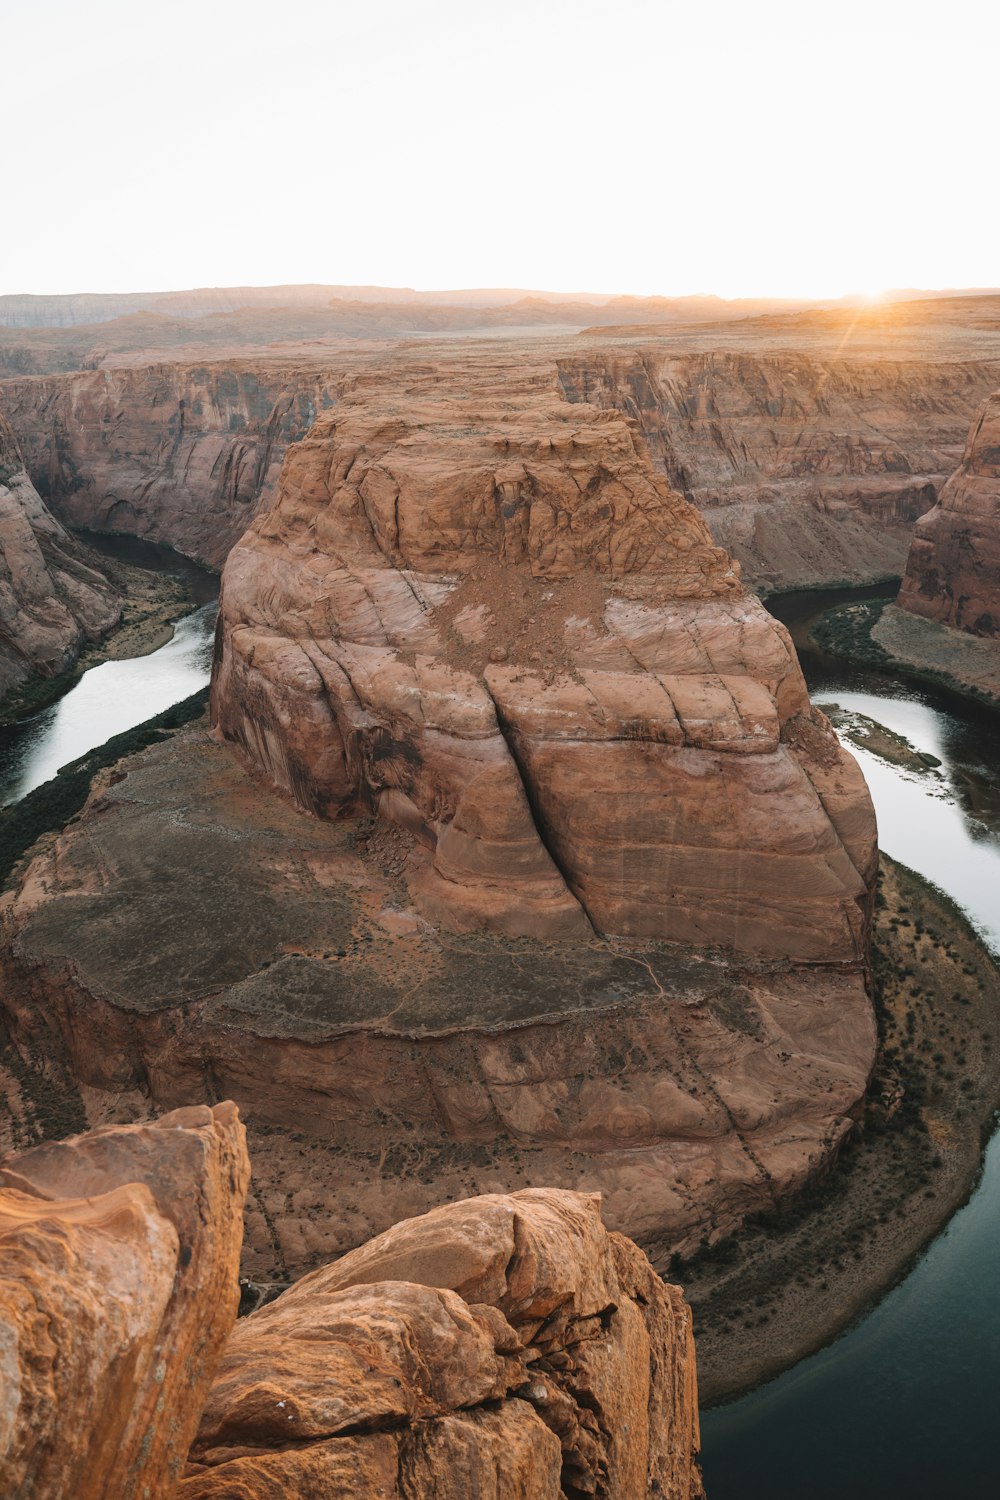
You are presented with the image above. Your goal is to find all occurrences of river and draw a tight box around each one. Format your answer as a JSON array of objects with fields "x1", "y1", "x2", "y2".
[
  {"x1": 701, "y1": 585, "x2": 1000, "y2": 1499},
  {"x1": 0, "y1": 532, "x2": 218, "y2": 806}
]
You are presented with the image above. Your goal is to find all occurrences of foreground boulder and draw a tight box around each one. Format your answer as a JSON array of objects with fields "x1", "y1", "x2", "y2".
[
  {"x1": 181, "y1": 1188, "x2": 703, "y2": 1500},
  {"x1": 0, "y1": 1103, "x2": 249, "y2": 1500},
  {"x1": 898, "y1": 389, "x2": 1000, "y2": 637}
]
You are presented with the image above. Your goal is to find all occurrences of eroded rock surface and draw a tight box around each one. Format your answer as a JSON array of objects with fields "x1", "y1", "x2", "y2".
[
  {"x1": 0, "y1": 362, "x2": 342, "y2": 568},
  {"x1": 181, "y1": 1189, "x2": 703, "y2": 1500},
  {"x1": 0, "y1": 347, "x2": 878, "y2": 1281},
  {"x1": 0, "y1": 411, "x2": 121, "y2": 701},
  {"x1": 558, "y1": 349, "x2": 999, "y2": 589},
  {"x1": 0, "y1": 1102, "x2": 249, "y2": 1500},
  {"x1": 898, "y1": 390, "x2": 1000, "y2": 637},
  {"x1": 0, "y1": 723, "x2": 876, "y2": 1276},
  {"x1": 213, "y1": 352, "x2": 876, "y2": 961}
]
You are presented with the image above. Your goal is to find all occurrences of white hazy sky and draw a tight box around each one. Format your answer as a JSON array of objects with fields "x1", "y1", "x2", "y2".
[{"x1": 4, "y1": 0, "x2": 998, "y2": 299}]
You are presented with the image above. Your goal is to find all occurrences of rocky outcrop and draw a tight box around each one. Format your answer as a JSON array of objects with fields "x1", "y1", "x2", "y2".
[
  {"x1": 182, "y1": 1189, "x2": 703, "y2": 1500},
  {"x1": 897, "y1": 390, "x2": 1000, "y2": 636},
  {"x1": 0, "y1": 411, "x2": 122, "y2": 702},
  {"x1": 557, "y1": 349, "x2": 1000, "y2": 589},
  {"x1": 0, "y1": 362, "x2": 343, "y2": 568},
  {"x1": 213, "y1": 352, "x2": 876, "y2": 959},
  {"x1": 0, "y1": 1107, "x2": 703, "y2": 1500},
  {"x1": 0, "y1": 1103, "x2": 249, "y2": 1500}
]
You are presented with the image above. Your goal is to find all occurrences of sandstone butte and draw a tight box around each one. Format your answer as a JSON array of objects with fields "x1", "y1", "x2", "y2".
[
  {"x1": 897, "y1": 388, "x2": 1000, "y2": 637},
  {"x1": 0, "y1": 347, "x2": 878, "y2": 1282},
  {"x1": 0, "y1": 1108, "x2": 704, "y2": 1500},
  {"x1": 0, "y1": 409, "x2": 121, "y2": 700}
]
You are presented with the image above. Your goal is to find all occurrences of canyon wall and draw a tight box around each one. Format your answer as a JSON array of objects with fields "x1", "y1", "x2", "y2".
[
  {"x1": 897, "y1": 389, "x2": 1000, "y2": 636},
  {"x1": 557, "y1": 349, "x2": 1000, "y2": 589},
  {"x1": 0, "y1": 411, "x2": 122, "y2": 701},
  {"x1": 3, "y1": 342, "x2": 996, "y2": 592},
  {"x1": 0, "y1": 362, "x2": 344, "y2": 568}
]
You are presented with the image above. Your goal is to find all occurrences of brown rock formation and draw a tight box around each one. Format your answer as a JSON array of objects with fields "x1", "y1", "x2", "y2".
[
  {"x1": 0, "y1": 411, "x2": 122, "y2": 701},
  {"x1": 0, "y1": 344, "x2": 878, "y2": 1279},
  {"x1": 181, "y1": 1189, "x2": 703, "y2": 1500},
  {"x1": 0, "y1": 1102, "x2": 249, "y2": 1500},
  {"x1": 0, "y1": 724, "x2": 877, "y2": 1274},
  {"x1": 3, "y1": 327, "x2": 997, "y2": 593},
  {"x1": 897, "y1": 390, "x2": 1000, "y2": 636},
  {"x1": 557, "y1": 348, "x2": 1000, "y2": 589},
  {"x1": 0, "y1": 362, "x2": 343, "y2": 568},
  {"x1": 213, "y1": 352, "x2": 875, "y2": 960}
]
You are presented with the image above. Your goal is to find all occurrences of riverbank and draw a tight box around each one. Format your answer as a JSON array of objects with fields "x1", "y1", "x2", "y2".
[
  {"x1": 0, "y1": 549, "x2": 198, "y2": 724},
  {"x1": 811, "y1": 597, "x2": 1000, "y2": 712},
  {"x1": 682, "y1": 853, "x2": 1000, "y2": 1406}
]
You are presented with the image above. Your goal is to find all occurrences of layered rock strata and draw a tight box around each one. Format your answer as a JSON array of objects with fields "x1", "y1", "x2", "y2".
[
  {"x1": 4, "y1": 341, "x2": 996, "y2": 592},
  {"x1": 0, "y1": 362, "x2": 344, "y2": 568},
  {"x1": 0, "y1": 1103, "x2": 249, "y2": 1500},
  {"x1": 557, "y1": 349, "x2": 1000, "y2": 589},
  {"x1": 0, "y1": 411, "x2": 121, "y2": 700},
  {"x1": 182, "y1": 1189, "x2": 703, "y2": 1500},
  {"x1": 897, "y1": 390, "x2": 1000, "y2": 636},
  {"x1": 213, "y1": 354, "x2": 876, "y2": 959}
]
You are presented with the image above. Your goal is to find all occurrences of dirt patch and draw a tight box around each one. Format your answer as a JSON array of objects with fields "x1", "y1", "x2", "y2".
[{"x1": 429, "y1": 552, "x2": 613, "y2": 678}]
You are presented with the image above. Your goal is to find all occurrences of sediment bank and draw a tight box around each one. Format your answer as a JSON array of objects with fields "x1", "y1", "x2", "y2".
[
  {"x1": 811, "y1": 598, "x2": 1000, "y2": 711},
  {"x1": 683, "y1": 854, "x2": 1000, "y2": 1404}
]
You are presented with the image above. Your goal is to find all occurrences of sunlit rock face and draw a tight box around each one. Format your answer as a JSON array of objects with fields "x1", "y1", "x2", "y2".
[
  {"x1": 180, "y1": 1189, "x2": 705, "y2": 1500},
  {"x1": 0, "y1": 410, "x2": 121, "y2": 701},
  {"x1": 898, "y1": 390, "x2": 1000, "y2": 637},
  {"x1": 213, "y1": 350, "x2": 876, "y2": 962},
  {"x1": 0, "y1": 1104, "x2": 249, "y2": 1500}
]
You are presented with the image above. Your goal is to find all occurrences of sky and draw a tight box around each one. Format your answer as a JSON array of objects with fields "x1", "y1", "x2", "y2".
[{"x1": 4, "y1": 0, "x2": 999, "y2": 301}]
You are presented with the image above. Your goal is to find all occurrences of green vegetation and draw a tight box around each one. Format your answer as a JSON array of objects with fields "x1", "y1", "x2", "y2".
[
  {"x1": 811, "y1": 598, "x2": 894, "y2": 668},
  {"x1": 0, "y1": 687, "x2": 209, "y2": 888},
  {"x1": 812, "y1": 599, "x2": 1000, "y2": 710}
]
